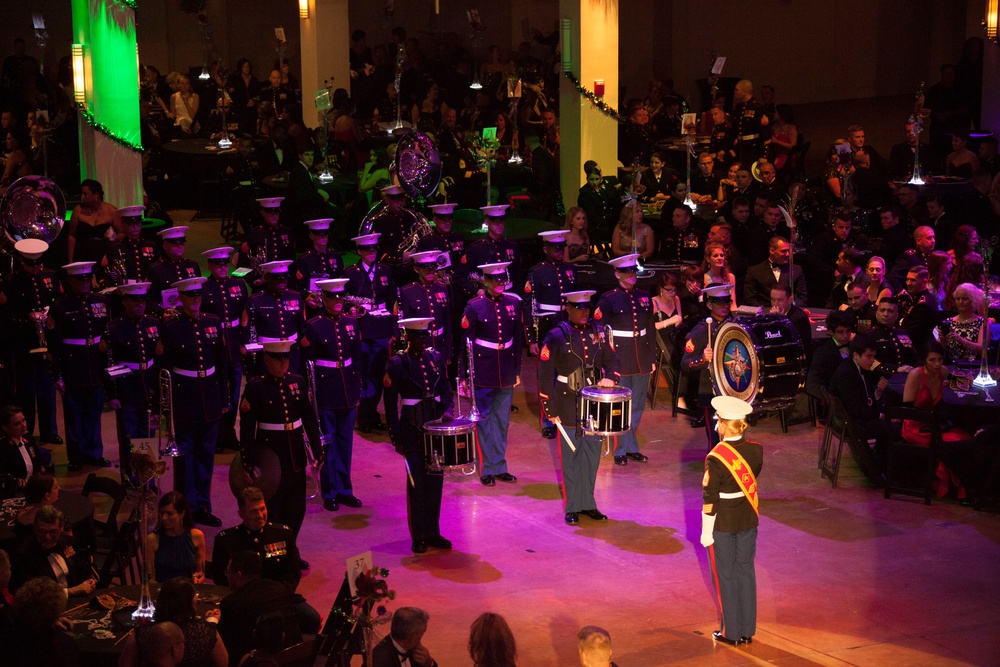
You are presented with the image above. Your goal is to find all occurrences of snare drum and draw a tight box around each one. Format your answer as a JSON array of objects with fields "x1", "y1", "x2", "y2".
[
  {"x1": 578, "y1": 385, "x2": 632, "y2": 435},
  {"x1": 422, "y1": 418, "x2": 476, "y2": 469},
  {"x1": 710, "y1": 314, "x2": 806, "y2": 412}
]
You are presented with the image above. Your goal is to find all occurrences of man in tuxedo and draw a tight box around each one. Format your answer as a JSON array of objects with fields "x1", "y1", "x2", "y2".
[
  {"x1": 806, "y1": 310, "x2": 856, "y2": 401},
  {"x1": 218, "y1": 550, "x2": 300, "y2": 667},
  {"x1": 282, "y1": 144, "x2": 339, "y2": 249},
  {"x1": 10, "y1": 505, "x2": 95, "y2": 595},
  {"x1": 371, "y1": 606, "x2": 439, "y2": 667},
  {"x1": 256, "y1": 121, "x2": 298, "y2": 177},
  {"x1": 826, "y1": 247, "x2": 865, "y2": 310},
  {"x1": 742, "y1": 200, "x2": 791, "y2": 267},
  {"x1": 888, "y1": 120, "x2": 937, "y2": 181},
  {"x1": 877, "y1": 205, "x2": 913, "y2": 268},
  {"x1": 743, "y1": 236, "x2": 807, "y2": 307},
  {"x1": 770, "y1": 284, "x2": 811, "y2": 350}
]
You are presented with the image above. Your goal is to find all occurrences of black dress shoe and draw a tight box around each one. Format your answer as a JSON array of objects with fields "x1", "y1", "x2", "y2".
[
  {"x1": 356, "y1": 423, "x2": 372, "y2": 434},
  {"x1": 580, "y1": 509, "x2": 608, "y2": 521},
  {"x1": 426, "y1": 535, "x2": 452, "y2": 549},
  {"x1": 193, "y1": 510, "x2": 223, "y2": 527},
  {"x1": 541, "y1": 427, "x2": 556, "y2": 439},
  {"x1": 299, "y1": 559, "x2": 310, "y2": 570},
  {"x1": 44, "y1": 435, "x2": 63, "y2": 445},
  {"x1": 480, "y1": 475, "x2": 496, "y2": 486},
  {"x1": 712, "y1": 631, "x2": 737, "y2": 645},
  {"x1": 691, "y1": 416, "x2": 706, "y2": 428},
  {"x1": 67, "y1": 462, "x2": 83, "y2": 472},
  {"x1": 412, "y1": 540, "x2": 428, "y2": 554},
  {"x1": 510, "y1": 405, "x2": 519, "y2": 412},
  {"x1": 371, "y1": 421, "x2": 390, "y2": 432},
  {"x1": 626, "y1": 452, "x2": 648, "y2": 463},
  {"x1": 336, "y1": 494, "x2": 363, "y2": 508},
  {"x1": 564, "y1": 512, "x2": 579, "y2": 525},
  {"x1": 614, "y1": 455, "x2": 628, "y2": 466},
  {"x1": 737, "y1": 636, "x2": 753, "y2": 645},
  {"x1": 89, "y1": 457, "x2": 112, "y2": 468},
  {"x1": 495, "y1": 472, "x2": 517, "y2": 483},
  {"x1": 323, "y1": 499, "x2": 340, "y2": 511}
]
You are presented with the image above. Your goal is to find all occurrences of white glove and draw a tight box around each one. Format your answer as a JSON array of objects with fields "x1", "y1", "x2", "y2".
[{"x1": 700, "y1": 513, "x2": 717, "y2": 547}]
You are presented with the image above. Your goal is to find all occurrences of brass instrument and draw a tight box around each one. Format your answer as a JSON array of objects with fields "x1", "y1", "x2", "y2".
[
  {"x1": 304, "y1": 360, "x2": 329, "y2": 500},
  {"x1": 106, "y1": 257, "x2": 128, "y2": 288},
  {"x1": 29, "y1": 308, "x2": 49, "y2": 354},
  {"x1": 158, "y1": 369, "x2": 180, "y2": 457},
  {"x1": 343, "y1": 295, "x2": 373, "y2": 318},
  {"x1": 461, "y1": 338, "x2": 482, "y2": 422},
  {"x1": 0, "y1": 175, "x2": 66, "y2": 245},
  {"x1": 397, "y1": 211, "x2": 434, "y2": 257}
]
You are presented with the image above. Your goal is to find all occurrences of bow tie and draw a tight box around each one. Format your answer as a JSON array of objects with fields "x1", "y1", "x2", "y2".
[{"x1": 770, "y1": 263, "x2": 784, "y2": 271}]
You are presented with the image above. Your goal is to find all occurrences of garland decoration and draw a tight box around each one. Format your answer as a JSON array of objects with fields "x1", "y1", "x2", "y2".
[
  {"x1": 117, "y1": 0, "x2": 138, "y2": 9},
  {"x1": 563, "y1": 71, "x2": 625, "y2": 123},
  {"x1": 78, "y1": 106, "x2": 144, "y2": 152}
]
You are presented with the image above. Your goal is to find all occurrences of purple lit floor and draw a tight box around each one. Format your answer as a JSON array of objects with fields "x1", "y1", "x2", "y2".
[{"x1": 61, "y1": 371, "x2": 1000, "y2": 666}]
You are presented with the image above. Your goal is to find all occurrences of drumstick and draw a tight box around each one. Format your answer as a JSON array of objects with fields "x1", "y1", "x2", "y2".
[
  {"x1": 554, "y1": 420, "x2": 576, "y2": 452},
  {"x1": 403, "y1": 459, "x2": 415, "y2": 487},
  {"x1": 114, "y1": 628, "x2": 134, "y2": 646}
]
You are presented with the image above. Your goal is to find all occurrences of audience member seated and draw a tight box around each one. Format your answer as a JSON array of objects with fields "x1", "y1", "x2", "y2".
[
  {"x1": 148, "y1": 491, "x2": 206, "y2": 584},
  {"x1": 525, "y1": 130, "x2": 558, "y2": 215},
  {"x1": 877, "y1": 205, "x2": 913, "y2": 267},
  {"x1": 828, "y1": 332, "x2": 892, "y2": 478},
  {"x1": 888, "y1": 119, "x2": 936, "y2": 182},
  {"x1": 227, "y1": 58, "x2": 262, "y2": 137},
  {"x1": 331, "y1": 95, "x2": 366, "y2": 169},
  {"x1": 946, "y1": 225, "x2": 978, "y2": 265},
  {"x1": 677, "y1": 265, "x2": 706, "y2": 320},
  {"x1": 808, "y1": 212, "x2": 854, "y2": 300},
  {"x1": 618, "y1": 101, "x2": 653, "y2": 168},
  {"x1": 822, "y1": 142, "x2": 849, "y2": 203},
  {"x1": 133, "y1": 621, "x2": 186, "y2": 667},
  {"x1": 563, "y1": 207, "x2": 591, "y2": 263},
  {"x1": 864, "y1": 256, "x2": 893, "y2": 304},
  {"x1": 935, "y1": 282, "x2": 989, "y2": 363},
  {"x1": 706, "y1": 223, "x2": 747, "y2": 290},
  {"x1": 849, "y1": 150, "x2": 891, "y2": 210},
  {"x1": 887, "y1": 226, "x2": 935, "y2": 293},
  {"x1": 211, "y1": 487, "x2": 321, "y2": 636},
  {"x1": 945, "y1": 131, "x2": 979, "y2": 178},
  {"x1": 942, "y1": 252, "x2": 985, "y2": 311},
  {"x1": 806, "y1": 310, "x2": 856, "y2": 401},
  {"x1": 121, "y1": 577, "x2": 228, "y2": 667},
  {"x1": 468, "y1": 612, "x2": 517, "y2": 667},
  {"x1": 0, "y1": 576, "x2": 80, "y2": 666},
  {"x1": 871, "y1": 298, "x2": 917, "y2": 373},
  {"x1": 0, "y1": 405, "x2": 52, "y2": 497},
  {"x1": 826, "y1": 247, "x2": 865, "y2": 310},
  {"x1": 236, "y1": 611, "x2": 295, "y2": 667},
  {"x1": 577, "y1": 162, "x2": 621, "y2": 243},
  {"x1": 702, "y1": 242, "x2": 737, "y2": 307},
  {"x1": 612, "y1": 201, "x2": 654, "y2": 260},
  {"x1": 690, "y1": 152, "x2": 722, "y2": 206},
  {"x1": 770, "y1": 284, "x2": 812, "y2": 350},
  {"x1": 842, "y1": 280, "x2": 877, "y2": 332},
  {"x1": 768, "y1": 104, "x2": 799, "y2": 175},
  {"x1": 742, "y1": 200, "x2": 791, "y2": 267},
  {"x1": 170, "y1": 74, "x2": 200, "y2": 135},
  {"x1": 282, "y1": 143, "x2": 339, "y2": 248},
  {"x1": 0, "y1": 127, "x2": 32, "y2": 190},
  {"x1": 578, "y1": 625, "x2": 619, "y2": 667},
  {"x1": 0, "y1": 549, "x2": 13, "y2": 631},
  {"x1": 371, "y1": 606, "x2": 438, "y2": 667},
  {"x1": 896, "y1": 183, "x2": 929, "y2": 228},
  {"x1": 410, "y1": 81, "x2": 444, "y2": 133},
  {"x1": 256, "y1": 121, "x2": 298, "y2": 177},
  {"x1": 743, "y1": 236, "x2": 807, "y2": 308},
  {"x1": 218, "y1": 550, "x2": 300, "y2": 667},
  {"x1": 926, "y1": 250, "x2": 953, "y2": 306},
  {"x1": 657, "y1": 205, "x2": 704, "y2": 263},
  {"x1": 10, "y1": 505, "x2": 95, "y2": 596},
  {"x1": 13, "y1": 472, "x2": 59, "y2": 539},
  {"x1": 899, "y1": 266, "x2": 940, "y2": 351},
  {"x1": 901, "y1": 340, "x2": 972, "y2": 498},
  {"x1": 489, "y1": 110, "x2": 514, "y2": 160},
  {"x1": 756, "y1": 161, "x2": 785, "y2": 201},
  {"x1": 358, "y1": 144, "x2": 392, "y2": 208},
  {"x1": 639, "y1": 152, "x2": 677, "y2": 202}
]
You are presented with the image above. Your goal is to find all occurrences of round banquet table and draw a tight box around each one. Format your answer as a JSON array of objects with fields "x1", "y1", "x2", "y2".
[
  {"x1": 886, "y1": 368, "x2": 1000, "y2": 433},
  {"x1": 161, "y1": 138, "x2": 240, "y2": 157},
  {"x1": 72, "y1": 583, "x2": 229, "y2": 666},
  {"x1": 0, "y1": 490, "x2": 95, "y2": 552}
]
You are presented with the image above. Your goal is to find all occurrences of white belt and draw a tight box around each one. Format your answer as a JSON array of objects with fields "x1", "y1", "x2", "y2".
[
  {"x1": 719, "y1": 491, "x2": 746, "y2": 499},
  {"x1": 258, "y1": 419, "x2": 303, "y2": 431},
  {"x1": 173, "y1": 366, "x2": 216, "y2": 378},
  {"x1": 316, "y1": 358, "x2": 352, "y2": 368},
  {"x1": 258, "y1": 333, "x2": 299, "y2": 343},
  {"x1": 740, "y1": 133, "x2": 760, "y2": 140},
  {"x1": 556, "y1": 375, "x2": 569, "y2": 383},
  {"x1": 475, "y1": 338, "x2": 513, "y2": 350},
  {"x1": 537, "y1": 304, "x2": 561, "y2": 312},
  {"x1": 64, "y1": 336, "x2": 101, "y2": 346},
  {"x1": 401, "y1": 397, "x2": 440, "y2": 406},
  {"x1": 123, "y1": 361, "x2": 152, "y2": 370},
  {"x1": 611, "y1": 328, "x2": 646, "y2": 337},
  {"x1": 222, "y1": 319, "x2": 240, "y2": 329}
]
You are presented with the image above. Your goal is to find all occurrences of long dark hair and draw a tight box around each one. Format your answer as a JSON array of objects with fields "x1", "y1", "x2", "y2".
[
  {"x1": 468, "y1": 612, "x2": 517, "y2": 667},
  {"x1": 153, "y1": 577, "x2": 197, "y2": 624},
  {"x1": 157, "y1": 491, "x2": 194, "y2": 533}
]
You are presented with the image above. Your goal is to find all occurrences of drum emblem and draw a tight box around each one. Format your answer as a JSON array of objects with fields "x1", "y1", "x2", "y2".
[{"x1": 722, "y1": 340, "x2": 752, "y2": 391}]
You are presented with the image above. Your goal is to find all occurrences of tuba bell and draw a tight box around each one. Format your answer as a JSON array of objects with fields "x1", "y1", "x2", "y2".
[{"x1": 1, "y1": 175, "x2": 66, "y2": 245}]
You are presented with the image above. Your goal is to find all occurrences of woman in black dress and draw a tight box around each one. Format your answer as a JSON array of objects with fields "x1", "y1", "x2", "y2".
[{"x1": 227, "y1": 58, "x2": 261, "y2": 136}]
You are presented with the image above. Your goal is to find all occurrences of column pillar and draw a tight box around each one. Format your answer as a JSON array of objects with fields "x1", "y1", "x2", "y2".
[
  {"x1": 558, "y1": 0, "x2": 619, "y2": 211},
  {"x1": 983, "y1": 38, "x2": 1000, "y2": 134},
  {"x1": 299, "y1": 0, "x2": 351, "y2": 129}
]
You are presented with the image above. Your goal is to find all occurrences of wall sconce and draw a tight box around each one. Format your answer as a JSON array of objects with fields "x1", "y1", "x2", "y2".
[
  {"x1": 299, "y1": 0, "x2": 309, "y2": 19},
  {"x1": 72, "y1": 43, "x2": 86, "y2": 106},
  {"x1": 987, "y1": 0, "x2": 998, "y2": 43},
  {"x1": 593, "y1": 80, "x2": 605, "y2": 97}
]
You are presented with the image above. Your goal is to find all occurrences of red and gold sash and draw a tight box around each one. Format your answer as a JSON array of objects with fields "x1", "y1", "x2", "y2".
[{"x1": 708, "y1": 442, "x2": 759, "y2": 515}]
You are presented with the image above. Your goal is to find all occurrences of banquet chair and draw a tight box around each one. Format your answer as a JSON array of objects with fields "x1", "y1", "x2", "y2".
[
  {"x1": 82, "y1": 473, "x2": 126, "y2": 553},
  {"x1": 882, "y1": 406, "x2": 939, "y2": 505},
  {"x1": 819, "y1": 394, "x2": 876, "y2": 488},
  {"x1": 95, "y1": 519, "x2": 141, "y2": 588}
]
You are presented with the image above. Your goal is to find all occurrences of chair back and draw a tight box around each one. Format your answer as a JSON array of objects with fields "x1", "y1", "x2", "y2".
[
  {"x1": 82, "y1": 473, "x2": 126, "y2": 540},
  {"x1": 277, "y1": 635, "x2": 322, "y2": 666}
]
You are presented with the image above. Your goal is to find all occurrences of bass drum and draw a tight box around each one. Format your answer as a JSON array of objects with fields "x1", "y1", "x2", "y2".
[{"x1": 710, "y1": 314, "x2": 806, "y2": 412}]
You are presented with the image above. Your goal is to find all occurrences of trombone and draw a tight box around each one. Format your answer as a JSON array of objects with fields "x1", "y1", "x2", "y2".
[
  {"x1": 460, "y1": 338, "x2": 482, "y2": 422},
  {"x1": 158, "y1": 369, "x2": 180, "y2": 457}
]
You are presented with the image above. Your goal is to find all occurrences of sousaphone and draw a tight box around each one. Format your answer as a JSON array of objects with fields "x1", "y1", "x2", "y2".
[{"x1": 1, "y1": 175, "x2": 66, "y2": 245}]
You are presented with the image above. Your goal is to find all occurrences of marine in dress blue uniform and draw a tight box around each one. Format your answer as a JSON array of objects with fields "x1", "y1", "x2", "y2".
[
  {"x1": 147, "y1": 226, "x2": 201, "y2": 314},
  {"x1": 383, "y1": 317, "x2": 455, "y2": 553},
  {"x1": 731, "y1": 81, "x2": 769, "y2": 166},
  {"x1": 242, "y1": 260, "x2": 305, "y2": 378},
  {"x1": 200, "y1": 246, "x2": 249, "y2": 450},
  {"x1": 525, "y1": 231, "x2": 578, "y2": 439},
  {"x1": 239, "y1": 340, "x2": 323, "y2": 540},
  {"x1": 461, "y1": 261, "x2": 523, "y2": 485},
  {"x1": 157, "y1": 277, "x2": 229, "y2": 526},
  {"x1": 594, "y1": 254, "x2": 655, "y2": 464},
  {"x1": 871, "y1": 297, "x2": 918, "y2": 373},
  {"x1": 417, "y1": 203, "x2": 466, "y2": 269},
  {"x1": 47, "y1": 261, "x2": 110, "y2": 470},
  {"x1": 701, "y1": 396, "x2": 763, "y2": 646},
  {"x1": 99, "y1": 206, "x2": 157, "y2": 287},
  {"x1": 6, "y1": 239, "x2": 60, "y2": 443},
  {"x1": 398, "y1": 251, "x2": 453, "y2": 362},
  {"x1": 344, "y1": 233, "x2": 397, "y2": 432},
  {"x1": 538, "y1": 291, "x2": 620, "y2": 525},
  {"x1": 242, "y1": 197, "x2": 296, "y2": 291},
  {"x1": 300, "y1": 278, "x2": 364, "y2": 512},
  {"x1": 292, "y1": 218, "x2": 344, "y2": 319},
  {"x1": 454, "y1": 205, "x2": 522, "y2": 303},
  {"x1": 105, "y1": 282, "x2": 160, "y2": 472},
  {"x1": 680, "y1": 284, "x2": 734, "y2": 448}
]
